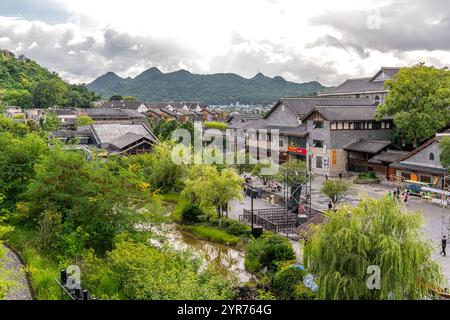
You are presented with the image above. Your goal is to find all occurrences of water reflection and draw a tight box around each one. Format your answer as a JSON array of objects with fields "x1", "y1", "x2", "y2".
[{"x1": 159, "y1": 225, "x2": 254, "y2": 284}]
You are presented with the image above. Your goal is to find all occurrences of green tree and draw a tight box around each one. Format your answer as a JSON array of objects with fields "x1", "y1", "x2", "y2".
[
  {"x1": 110, "y1": 95, "x2": 123, "y2": 101},
  {"x1": 0, "y1": 133, "x2": 48, "y2": 207},
  {"x1": 245, "y1": 234, "x2": 296, "y2": 274},
  {"x1": 182, "y1": 165, "x2": 243, "y2": 219},
  {"x1": 376, "y1": 64, "x2": 450, "y2": 147},
  {"x1": 40, "y1": 111, "x2": 60, "y2": 131},
  {"x1": 23, "y1": 148, "x2": 155, "y2": 253},
  {"x1": 439, "y1": 136, "x2": 450, "y2": 169},
  {"x1": 32, "y1": 80, "x2": 67, "y2": 109},
  {"x1": 0, "y1": 115, "x2": 29, "y2": 137},
  {"x1": 321, "y1": 178, "x2": 354, "y2": 205},
  {"x1": 303, "y1": 197, "x2": 443, "y2": 300},
  {"x1": 275, "y1": 160, "x2": 308, "y2": 185},
  {"x1": 76, "y1": 115, "x2": 95, "y2": 127},
  {"x1": 81, "y1": 239, "x2": 235, "y2": 300},
  {"x1": 251, "y1": 162, "x2": 276, "y2": 186},
  {"x1": 0, "y1": 89, "x2": 33, "y2": 108},
  {"x1": 130, "y1": 142, "x2": 187, "y2": 193}
]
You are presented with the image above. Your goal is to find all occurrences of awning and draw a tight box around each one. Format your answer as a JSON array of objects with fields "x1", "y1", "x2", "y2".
[
  {"x1": 391, "y1": 162, "x2": 448, "y2": 176},
  {"x1": 368, "y1": 150, "x2": 409, "y2": 164},
  {"x1": 421, "y1": 187, "x2": 450, "y2": 196},
  {"x1": 344, "y1": 140, "x2": 390, "y2": 154}
]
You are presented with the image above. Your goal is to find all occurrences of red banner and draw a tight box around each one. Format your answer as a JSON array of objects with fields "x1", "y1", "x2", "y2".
[{"x1": 288, "y1": 146, "x2": 307, "y2": 155}]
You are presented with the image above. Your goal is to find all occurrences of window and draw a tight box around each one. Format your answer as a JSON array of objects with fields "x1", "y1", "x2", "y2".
[
  {"x1": 313, "y1": 140, "x2": 324, "y2": 148},
  {"x1": 420, "y1": 175, "x2": 432, "y2": 184},
  {"x1": 429, "y1": 153, "x2": 435, "y2": 161},
  {"x1": 316, "y1": 156, "x2": 323, "y2": 169},
  {"x1": 354, "y1": 122, "x2": 362, "y2": 130},
  {"x1": 343, "y1": 122, "x2": 349, "y2": 130},
  {"x1": 313, "y1": 121, "x2": 324, "y2": 129},
  {"x1": 372, "y1": 121, "x2": 382, "y2": 129},
  {"x1": 401, "y1": 172, "x2": 411, "y2": 180},
  {"x1": 374, "y1": 96, "x2": 381, "y2": 105},
  {"x1": 279, "y1": 140, "x2": 284, "y2": 147},
  {"x1": 331, "y1": 122, "x2": 337, "y2": 130},
  {"x1": 297, "y1": 116, "x2": 302, "y2": 125}
]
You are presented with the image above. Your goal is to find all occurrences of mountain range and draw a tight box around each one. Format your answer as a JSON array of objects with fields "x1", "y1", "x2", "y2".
[{"x1": 88, "y1": 68, "x2": 326, "y2": 105}]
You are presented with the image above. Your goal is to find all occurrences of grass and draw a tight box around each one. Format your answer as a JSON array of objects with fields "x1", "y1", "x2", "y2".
[
  {"x1": 159, "y1": 193, "x2": 189, "y2": 223},
  {"x1": 2, "y1": 224, "x2": 60, "y2": 300},
  {"x1": 181, "y1": 225, "x2": 240, "y2": 246}
]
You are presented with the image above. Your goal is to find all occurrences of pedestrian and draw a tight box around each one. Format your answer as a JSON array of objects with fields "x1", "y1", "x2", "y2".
[
  {"x1": 298, "y1": 203, "x2": 306, "y2": 215},
  {"x1": 388, "y1": 191, "x2": 392, "y2": 198},
  {"x1": 325, "y1": 174, "x2": 329, "y2": 181},
  {"x1": 339, "y1": 173, "x2": 343, "y2": 180},
  {"x1": 393, "y1": 189, "x2": 397, "y2": 199},
  {"x1": 328, "y1": 201, "x2": 333, "y2": 211},
  {"x1": 404, "y1": 192, "x2": 409, "y2": 206},
  {"x1": 442, "y1": 235, "x2": 447, "y2": 257}
]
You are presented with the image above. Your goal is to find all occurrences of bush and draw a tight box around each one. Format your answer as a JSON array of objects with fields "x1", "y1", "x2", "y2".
[
  {"x1": 245, "y1": 234, "x2": 296, "y2": 274},
  {"x1": 272, "y1": 267, "x2": 306, "y2": 300},
  {"x1": 354, "y1": 171, "x2": 380, "y2": 184},
  {"x1": 210, "y1": 218, "x2": 252, "y2": 237},
  {"x1": 85, "y1": 240, "x2": 235, "y2": 300},
  {"x1": 184, "y1": 225, "x2": 240, "y2": 246},
  {"x1": 181, "y1": 204, "x2": 204, "y2": 224},
  {"x1": 294, "y1": 283, "x2": 316, "y2": 300},
  {"x1": 203, "y1": 121, "x2": 228, "y2": 130},
  {"x1": 1, "y1": 224, "x2": 60, "y2": 299}
]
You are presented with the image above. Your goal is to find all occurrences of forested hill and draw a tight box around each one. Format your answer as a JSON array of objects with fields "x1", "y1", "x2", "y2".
[
  {"x1": 88, "y1": 68, "x2": 326, "y2": 105},
  {"x1": 0, "y1": 50, "x2": 100, "y2": 108}
]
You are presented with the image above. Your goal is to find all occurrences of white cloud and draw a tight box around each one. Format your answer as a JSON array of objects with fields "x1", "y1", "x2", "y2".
[{"x1": 0, "y1": 0, "x2": 448, "y2": 85}]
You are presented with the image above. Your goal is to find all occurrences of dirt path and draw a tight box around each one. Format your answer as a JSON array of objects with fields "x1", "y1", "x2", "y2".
[{"x1": 1, "y1": 244, "x2": 32, "y2": 300}]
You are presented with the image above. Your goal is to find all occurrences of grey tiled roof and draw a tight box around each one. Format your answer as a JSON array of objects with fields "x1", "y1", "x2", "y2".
[
  {"x1": 368, "y1": 150, "x2": 409, "y2": 164},
  {"x1": 266, "y1": 97, "x2": 375, "y2": 119},
  {"x1": 83, "y1": 108, "x2": 146, "y2": 119},
  {"x1": 319, "y1": 67, "x2": 401, "y2": 96},
  {"x1": 109, "y1": 132, "x2": 150, "y2": 149},
  {"x1": 344, "y1": 139, "x2": 390, "y2": 153},
  {"x1": 227, "y1": 113, "x2": 262, "y2": 124},
  {"x1": 228, "y1": 119, "x2": 267, "y2": 130},
  {"x1": 310, "y1": 105, "x2": 391, "y2": 121},
  {"x1": 262, "y1": 124, "x2": 308, "y2": 137},
  {"x1": 100, "y1": 101, "x2": 144, "y2": 109},
  {"x1": 50, "y1": 109, "x2": 76, "y2": 116},
  {"x1": 390, "y1": 162, "x2": 448, "y2": 175},
  {"x1": 91, "y1": 123, "x2": 157, "y2": 146}
]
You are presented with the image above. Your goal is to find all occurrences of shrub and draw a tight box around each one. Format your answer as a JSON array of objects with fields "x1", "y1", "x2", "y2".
[
  {"x1": 204, "y1": 121, "x2": 228, "y2": 130},
  {"x1": 272, "y1": 267, "x2": 306, "y2": 300},
  {"x1": 294, "y1": 283, "x2": 316, "y2": 300},
  {"x1": 245, "y1": 234, "x2": 296, "y2": 274},
  {"x1": 210, "y1": 218, "x2": 252, "y2": 237},
  {"x1": 185, "y1": 225, "x2": 240, "y2": 246},
  {"x1": 181, "y1": 204, "x2": 204, "y2": 224}
]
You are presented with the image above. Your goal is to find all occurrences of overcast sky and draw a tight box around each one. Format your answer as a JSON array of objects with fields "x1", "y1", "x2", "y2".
[{"x1": 0, "y1": 0, "x2": 449, "y2": 85}]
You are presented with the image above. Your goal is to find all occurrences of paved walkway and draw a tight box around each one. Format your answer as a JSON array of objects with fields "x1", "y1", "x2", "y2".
[
  {"x1": 0, "y1": 244, "x2": 32, "y2": 300},
  {"x1": 229, "y1": 176, "x2": 450, "y2": 287}
]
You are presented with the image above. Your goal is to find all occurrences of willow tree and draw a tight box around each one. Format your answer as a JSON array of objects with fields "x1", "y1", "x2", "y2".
[{"x1": 303, "y1": 197, "x2": 443, "y2": 300}]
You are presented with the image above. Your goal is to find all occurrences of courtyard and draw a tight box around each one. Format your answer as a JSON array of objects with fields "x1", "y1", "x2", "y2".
[{"x1": 229, "y1": 175, "x2": 450, "y2": 287}]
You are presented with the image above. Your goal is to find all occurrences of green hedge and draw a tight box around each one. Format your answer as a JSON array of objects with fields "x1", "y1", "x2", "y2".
[{"x1": 181, "y1": 225, "x2": 240, "y2": 246}]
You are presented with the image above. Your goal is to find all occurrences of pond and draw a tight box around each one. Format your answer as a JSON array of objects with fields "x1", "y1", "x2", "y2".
[{"x1": 154, "y1": 224, "x2": 254, "y2": 284}]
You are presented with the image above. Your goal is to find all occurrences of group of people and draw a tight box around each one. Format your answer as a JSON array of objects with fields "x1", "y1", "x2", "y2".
[{"x1": 388, "y1": 188, "x2": 409, "y2": 206}]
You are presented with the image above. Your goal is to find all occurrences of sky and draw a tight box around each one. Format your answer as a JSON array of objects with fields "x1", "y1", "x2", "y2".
[{"x1": 0, "y1": 0, "x2": 449, "y2": 85}]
